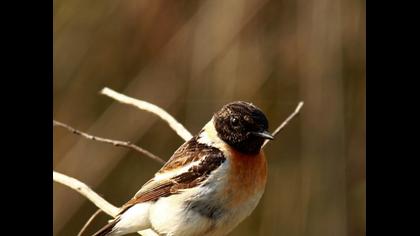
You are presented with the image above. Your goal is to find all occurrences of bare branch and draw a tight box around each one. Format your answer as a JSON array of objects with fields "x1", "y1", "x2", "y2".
[
  {"x1": 53, "y1": 171, "x2": 159, "y2": 236},
  {"x1": 53, "y1": 171, "x2": 119, "y2": 217},
  {"x1": 53, "y1": 120, "x2": 165, "y2": 164},
  {"x1": 78, "y1": 209, "x2": 102, "y2": 236},
  {"x1": 263, "y1": 101, "x2": 304, "y2": 148},
  {"x1": 54, "y1": 91, "x2": 301, "y2": 235},
  {"x1": 100, "y1": 87, "x2": 193, "y2": 141}
]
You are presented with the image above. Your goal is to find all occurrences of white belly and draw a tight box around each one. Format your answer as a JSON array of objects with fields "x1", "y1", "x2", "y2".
[{"x1": 148, "y1": 161, "x2": 265, "y2": 236}]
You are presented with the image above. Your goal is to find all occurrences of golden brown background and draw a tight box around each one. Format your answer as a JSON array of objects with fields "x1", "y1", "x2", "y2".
[{"x1": 53, "y1": 0, "x2": 365, "y2": 235}]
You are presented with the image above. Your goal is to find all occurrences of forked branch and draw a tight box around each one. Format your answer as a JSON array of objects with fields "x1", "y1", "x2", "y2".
[{"x1": 54, "y1": 87, "x2": 303, "y2": 236}]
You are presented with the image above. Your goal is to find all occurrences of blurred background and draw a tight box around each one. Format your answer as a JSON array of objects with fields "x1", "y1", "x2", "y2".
[{"x1": 53, "y1": 0, "x2": 365, "y2": 235}]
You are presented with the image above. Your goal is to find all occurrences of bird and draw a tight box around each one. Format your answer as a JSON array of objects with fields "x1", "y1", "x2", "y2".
[{"x1": 92, "y1": 101, "x2": 274, "y2": 236}]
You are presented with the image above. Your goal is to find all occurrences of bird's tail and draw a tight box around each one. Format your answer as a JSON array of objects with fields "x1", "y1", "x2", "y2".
[{"x1": 91, "y1": 218, "x2": 120, "y2": 236}]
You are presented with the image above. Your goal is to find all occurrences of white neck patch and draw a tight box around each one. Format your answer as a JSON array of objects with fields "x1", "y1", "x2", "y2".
[{"x1": 197, "y1": 118, "x2": 230, "y2": 154}]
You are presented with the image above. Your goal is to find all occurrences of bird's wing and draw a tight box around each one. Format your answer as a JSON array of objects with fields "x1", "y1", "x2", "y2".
[{"x1": 118, "y1": 137, "x2": 226, "y2": 215}]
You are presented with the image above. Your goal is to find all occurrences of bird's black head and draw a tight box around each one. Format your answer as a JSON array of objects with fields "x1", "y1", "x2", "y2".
[{"x1": 213, "y1": 101, "x2": 273, "y2": 154}]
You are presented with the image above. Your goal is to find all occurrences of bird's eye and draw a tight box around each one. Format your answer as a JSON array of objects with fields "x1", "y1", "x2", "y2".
[{"x1": 230, "y1": 117, "x2": 240, "y2": 127}]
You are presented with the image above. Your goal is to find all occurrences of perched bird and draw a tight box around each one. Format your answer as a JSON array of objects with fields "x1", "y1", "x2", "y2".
[{"x1": 92, "y1": 101, "x2": 274, "y2": 236}]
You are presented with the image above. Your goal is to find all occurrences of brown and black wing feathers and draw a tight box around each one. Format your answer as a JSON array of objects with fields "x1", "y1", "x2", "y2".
[
  {"x1": 91, "y1": 138, "x2": 225, "y2": 236},
  {"x1": 118, "y1": 137, "x2": 225, "y2": 215}
]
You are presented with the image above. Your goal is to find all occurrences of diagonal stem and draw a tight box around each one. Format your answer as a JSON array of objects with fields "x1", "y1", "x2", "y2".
[
  {"x1": 53, "y1": 120, "x2": 165, "y2": 164},
  {"x1": 262, "y1": 101, "x2": 304, "y2": 148}
]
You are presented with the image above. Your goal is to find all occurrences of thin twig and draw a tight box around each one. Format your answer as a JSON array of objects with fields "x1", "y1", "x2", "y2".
[
  {"x1": 100, "y1": 87, "x2": 193, "y2": 141},
  {"x1": 262, "y1": 101, "x2": 304, "y2": 148},
  {"x1": 53, "y1": 171, "x2": 119, "y2": 217},
  {"x1": 77, "y1": 209, "x2": 102, "y2": 236},
  {"x1": 53, "y1": 120, "x2": 165, "y2": 164}
]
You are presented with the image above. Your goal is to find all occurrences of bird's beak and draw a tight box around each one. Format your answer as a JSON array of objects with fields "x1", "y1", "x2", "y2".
[{"x1": 251, "y1": 131, "x2": 274, "y2": 140}]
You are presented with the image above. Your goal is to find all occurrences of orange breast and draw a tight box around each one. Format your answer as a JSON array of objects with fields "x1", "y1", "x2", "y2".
[{"x1": 224, "y1": 148, "x2": 267, "y2": 207}]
